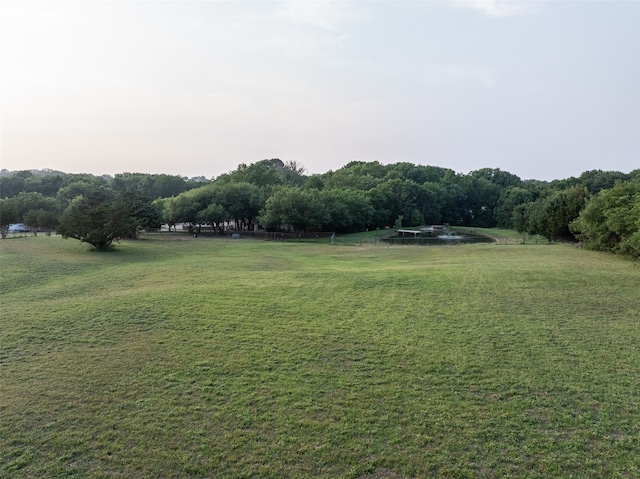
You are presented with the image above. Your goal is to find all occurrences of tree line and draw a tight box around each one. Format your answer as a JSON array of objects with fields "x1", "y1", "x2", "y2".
[{"x1": 1, "y1": 160, "x2": 638, "y2": 256}]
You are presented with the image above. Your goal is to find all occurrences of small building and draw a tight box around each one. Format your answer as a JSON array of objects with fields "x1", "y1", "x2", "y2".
[{"x1": 8, "y1": 223, "x2": 28, "y2": 232}]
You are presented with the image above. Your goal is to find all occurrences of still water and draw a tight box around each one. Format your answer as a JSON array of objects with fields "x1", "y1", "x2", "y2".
[{"x1": 380, "y1": 233, "x2": 494, "y2": 245}]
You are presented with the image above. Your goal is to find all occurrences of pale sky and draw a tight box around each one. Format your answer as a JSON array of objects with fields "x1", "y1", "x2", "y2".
[{"x1": 1, "y1": 0, "x2": 638, "y2": 181}]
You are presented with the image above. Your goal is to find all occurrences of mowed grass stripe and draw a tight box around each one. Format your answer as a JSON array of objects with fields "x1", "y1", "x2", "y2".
[{"x1": 1, "y1": 236, "x2": 639, "y2": 478}]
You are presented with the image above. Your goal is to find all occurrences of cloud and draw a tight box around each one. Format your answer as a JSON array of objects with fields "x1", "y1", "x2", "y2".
[
  {"x1": 450, "y1": 0, "x2": 533, "y2": 18},
  {"x1": 440, "y1": 65, "x2": 497, "y2": 87},
  {"x1": 254, "y1": 2, "x2": 354, "y2": 58},
  {"x1": 274, "y1": 1, "x2": 351, "y2": 30}
]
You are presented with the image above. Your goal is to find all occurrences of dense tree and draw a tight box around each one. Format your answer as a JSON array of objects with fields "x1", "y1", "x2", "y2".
[
  {"x1": 305, "y1": 175, "x2": 325, "y2": 190},
  {"x1": 3, "y1": 163, "x2": 635, "y2": 253},
  {"x1": 111, "y1": 173, "x2": 148, "y2": 194},
  {"x1": 469, "y1": 168, "x2": 522, "y2": 189},
  {"x1": 0, "y1": 172, "x2": 30, "y2": 198},
  {"x1": 231, "y1": 159, "x2": 284, "y2": 187},
  {"x1": 154, "y1": 174, "x2": 199, "y2": 198},
  {"x1": 385, "y1": 163, "x2": 452, "y2": 185},
  {"x1": 116, "y1": 190, "x2": 163, "y2": 231},
  {"x1": 368, "y1": 178, "x2": 426, "y2": 228},
  {"x1": 570, "y1": 180, "x2": 640, "y2": 256},
  {"x1": 281, "y1": 160, "x2": 307, "y2": 187},
  {"x1": 12, "y1": 192, "x2": 59, "y2": 220},
  {"x1": 21, "y1": 174, "x2": 65, "y2": 197},
  {"x1": 438, "y1": 175, "x2": 467, "y2": 225},
  {"x1": 23, "y1": 209, "x2": 59, "y2": 232},
  {"x1": 222, "y1": 158, "x2": 305, "y2": 189},
  {"x1": 341, "y1": 160, "x2": 389, "y2": 179},
  {"x1": 59, "y1": 173, "x2": 110, "y2": 191},
  {"x1": 494, "y1": 187, "x2": 536, "y2": 229},
  {"x1": 458, "y1": 175, "x2": 501, "y2": 227},
  {"x1": 319, "y1": 189, "x2": 374, "y2": 233},
  {"x1": 577, "y1": 169, "x2": 629, "y2": 195},
  {"x1": 0, "y1": 198, "x2": 19, "y2": 238},
  {"x1": 260, "y1": 188, "x2": 329, "y2": 232},
  {"x1": 57, "y1": 181, "x2": 115, "y2": 211},
  {"x1": 322, "y1": 169, "x2": 382, "y2": 191},
  {"x1": 515, "y1": 187, "x2": 588, "y2": 240},
  {"x1": 162, "y1": 192, "x2": 205, "y2": 230},
  {"x1": 216, "y1": 182, "x2": 262, "y2": 230},
  {"x1": 420, "y1": 182, "x2": 447, "y2": 225},
  {"x1": 57, "y1": 191, "x2": 139, "y2": 250},
  {"x1": 111, "y1": 173, "x2": 196, "y2": 199},
  {"x1": 321, "y1": 161, "x2": 390, "y2": 191},
  {"x1": 197, "y1": 203, "x2": 229, "y2": 234}
]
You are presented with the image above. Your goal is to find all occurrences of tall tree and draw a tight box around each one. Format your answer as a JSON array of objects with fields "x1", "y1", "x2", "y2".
[
  {"x1": 516, "y1": 187, "x2": 588, "y2": 240},
  {"x1": 0, "y1": 198, "x2": 19, "y2": 238},
  {"x1": 368, "y1": 178, "x2": 425, "y2": 228},
  {"x1": 23, "y1": 209, "x2": 59, "y2": 233},
  {"x1": 469, "y1": 168, "x2": 522, "y2": 189},
  {"x1": 570, "y1": 180, "x2": 640, "y2": 256},
  {"x1": 578, "y1": 169, "x2": 628, "y2": 195},
  {"x1": 216, "y1": 182, "x2": 262, "y2": 230},
  {"x1": 319, "y1": 188, "x2": 374, "y2": 233},
  {"x1": 12, "y1": 192, "x2": 59, "y2": 220},
  {"x1": 56, "y1": 181, "x2": 115, "y2": 211},
  {"x1": 57, "y1": 191, "x2": 138, "y2": 251},
  {"x1": 494, "y1": 187, "x2": 536, "y2": 229},
  {"x1": 197, "y1": 203, "x2": 229, "y2": 234},
  {"x1": 260, "y1": 187, "x2": 329, "y2": 233}
]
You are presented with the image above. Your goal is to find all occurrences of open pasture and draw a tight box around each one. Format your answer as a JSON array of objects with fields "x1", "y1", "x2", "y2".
[{"x1": 1, "y1": 235, "x2": 639, "y2": 478}]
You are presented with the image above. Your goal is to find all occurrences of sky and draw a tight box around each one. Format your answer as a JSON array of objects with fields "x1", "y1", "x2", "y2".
[{"x1": 1, "y1": 0, "x2": 638, "y2": 181}]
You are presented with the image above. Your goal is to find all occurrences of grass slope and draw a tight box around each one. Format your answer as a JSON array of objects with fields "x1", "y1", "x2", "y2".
[{"x1": 1, "y1": 235, "x2": 639, "y2": 478}]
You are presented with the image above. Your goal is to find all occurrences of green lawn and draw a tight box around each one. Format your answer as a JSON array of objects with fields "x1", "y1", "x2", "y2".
[{"x1": 1, "y1": 234, "x2": 639, "y2": 478}]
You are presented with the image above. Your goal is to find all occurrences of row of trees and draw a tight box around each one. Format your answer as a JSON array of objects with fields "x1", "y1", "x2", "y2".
[
  {"x1": 159, "y1": 159, "x2": 527, "y2": 233},
  {"x1": 0, "y1": 171, "x2": 202, "y2": 247},
  {"x1": 1, "y1": 160, "x2": 638, "y2": 256},
  {"x1": 0, "y1": 170, "x2": 204, "y2": 201}
]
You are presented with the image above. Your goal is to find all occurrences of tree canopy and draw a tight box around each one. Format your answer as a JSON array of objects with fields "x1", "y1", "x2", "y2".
[
  {"x1": 570, "y1": 179, "x2": 640, "y2": 257},
  {"x1": 2, "y1": 164, "x2": 638, "y2": 256},
  {"x1": 57, "y1": 191, "x2": 140, "y2": 251}
]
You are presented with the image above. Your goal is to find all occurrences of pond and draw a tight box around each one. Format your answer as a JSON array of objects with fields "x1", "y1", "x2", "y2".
[{"x1": 380, "y1": 232, "x2": 494, "y2": 246}]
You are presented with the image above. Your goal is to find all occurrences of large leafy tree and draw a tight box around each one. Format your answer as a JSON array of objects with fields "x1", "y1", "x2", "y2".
[
  {"x1": 419, "y1": 182, "x2": 447, "y2": 225},
  {"x1": 116, "y1": 190, "x2": 163, "y2": 231},
  {"x1": 577, "y1": 169, "x2": 629, "y2": 195},
  {"x1": 23, "y1": 209, "x2": 59, "y2": 232},
  {"x1": 56, "y1": 181, "x2": 115, "y2": 211},
  {"x1": 385, "y1": 163, "x2": 452, "y2": 185},
  {"x1": 319, "y1": 188, "x2": 374, "y2": 233},
  {"x1": 260, "y1": 187, "x2": 329, "y2": 233},
  {"x1": 469, "y1": 168, "x2": 522, "y2": 189},
  {"x1": 0, "y1": 198, "x2": 19, "y2": 238},
  {"x1": 196, "y1": 203, "x2": 228, "y2": 234},
  {"x1": 0, "y1": 171, "x2": 34, "y2": 198},
  {"x1": 515, "y1": 187, "x2": 588, "y2": 240},
  {"x1": 216, "y1": 182, "x2": 262, "y2": 231},
  {"x1": 455, "y1": 175, "x2": 501, "y2": 227},
  {"x1": 162, "y1": 193, "x2": 204, "y2": 230},
  {"x1": 57, "y1": 191, "x2": 138, "y2": 251},
  {"x1": 494, "y1": 186, "x2": 536, "y2": 229},
  {"x1": 368, "y1": 178, "x2": 426, "y2": 228},
  {"x1": 570, "y1": 180, "x2": 640, "y2": 257},
  {"x1": 231, "y1": 159, "x2": 285, "y2": 187},
  {"x1": 3, "y1": 193, "x2": 60, "y2": 233}
]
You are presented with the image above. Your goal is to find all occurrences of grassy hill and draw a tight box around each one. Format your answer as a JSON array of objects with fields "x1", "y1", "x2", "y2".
[{"x1": 1, "y1": 234, "x2": 639, "y2": 478}]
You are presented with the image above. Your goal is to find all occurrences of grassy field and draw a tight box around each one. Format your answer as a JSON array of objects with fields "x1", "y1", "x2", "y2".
[{"x1": 1, "y1": 234, "x2": 639, "y2": 478}]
